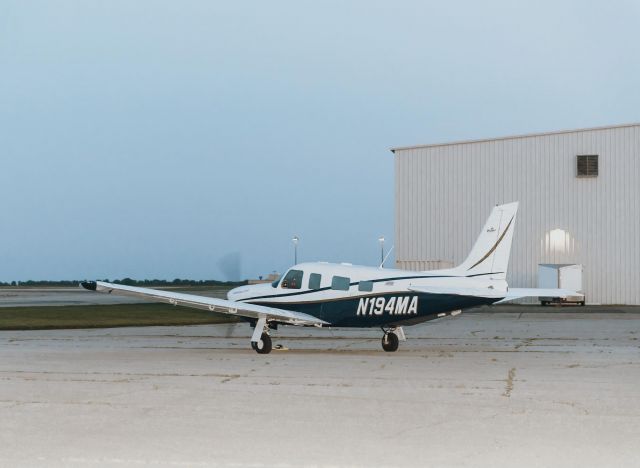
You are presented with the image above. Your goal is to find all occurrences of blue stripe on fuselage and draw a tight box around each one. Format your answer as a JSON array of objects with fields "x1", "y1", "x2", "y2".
[{"x1": 246, "y1": 292, "x2": 498, "y2": 327}]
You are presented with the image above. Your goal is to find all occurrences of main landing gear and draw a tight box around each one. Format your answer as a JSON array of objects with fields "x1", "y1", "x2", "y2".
[
  {"x1": 251, "y1": 316, "x2": 272, "y2": 354},
  {"x1": 381, "y1": 327, "x2": 405, "y2": 352},
  {"x1": 251, "y1": 332, "x2": 272, "y2": 354}
]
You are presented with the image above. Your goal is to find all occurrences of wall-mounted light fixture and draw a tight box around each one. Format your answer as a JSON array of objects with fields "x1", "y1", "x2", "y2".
[{"x1": 545, "y1": 228, "x2": 574, "y2": 255}]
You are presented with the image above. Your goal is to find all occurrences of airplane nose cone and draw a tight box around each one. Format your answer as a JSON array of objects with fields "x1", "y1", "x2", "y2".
[
  {"x1": 227, "y1": 287, "x2": 239, "y2": 300},
  {"x1": 227, "y1": 286, "x2": 248, "y2": 300},
  {"x1": 227, "y1": 283, "x2": 271, "y2": 301}
]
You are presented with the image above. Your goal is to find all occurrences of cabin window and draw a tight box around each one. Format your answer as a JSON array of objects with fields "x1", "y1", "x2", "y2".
[
  {"x1": 308, "y1": 273, "x2": 322, "y2": 289},
  {"x1": 281, "y1": 269, "x2": 303, "y2": 289},
  {"x1": 358, "y1": 281, "x2": 373, "y2": 292},
  {"x1": 331, "y1": 276, "x2": 350, "y2": 291}
]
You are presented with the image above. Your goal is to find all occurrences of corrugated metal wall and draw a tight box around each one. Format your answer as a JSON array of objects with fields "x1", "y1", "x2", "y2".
[
  {"x1": 394, "y1": 124, "x2": 640, "y2": 305},
  {"x1": 396, "y1": 260, "x2": 454, "y2": 271}
]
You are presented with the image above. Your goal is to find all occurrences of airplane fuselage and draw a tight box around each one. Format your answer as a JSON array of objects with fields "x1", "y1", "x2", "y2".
[{"x1": 228, "y1": 262, "x2": 502, "y2": 328}]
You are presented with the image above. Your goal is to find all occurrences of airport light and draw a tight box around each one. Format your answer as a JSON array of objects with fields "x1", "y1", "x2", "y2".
[
  {"x1": 378, "y1": 236, "x2": 385, "y2": 266},
  {"x1": 292, "y1": 236, "x2": 299, "y2": 265}
]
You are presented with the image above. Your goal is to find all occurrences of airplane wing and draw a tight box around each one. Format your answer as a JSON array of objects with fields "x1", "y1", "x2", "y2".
[
  {"x1": 408, "y1": 285, "x2": 581, "y2": 303},
  {"x1": 79, "y1": 281, "x2": 328, "y2": 326}
]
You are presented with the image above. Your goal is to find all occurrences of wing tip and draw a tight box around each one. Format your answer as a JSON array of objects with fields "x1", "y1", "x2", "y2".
[{"x1": 80, "y1": 281, "x2": 97, "y2": 291}]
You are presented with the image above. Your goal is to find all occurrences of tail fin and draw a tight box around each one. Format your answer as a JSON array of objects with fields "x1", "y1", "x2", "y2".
[{"x1": 456, "y1": 202, "x2": 518, "y2": 279}]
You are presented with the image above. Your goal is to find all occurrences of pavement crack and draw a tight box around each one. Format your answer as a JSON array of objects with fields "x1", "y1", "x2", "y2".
[
  {"x1": 220, "y1": 374, "x2": 241, "y2": 383},
  {"x1": 502, "y1": 367, "x2": 516, "y2": 397},
  {"x1": 514, "y1": 338, "x2": 533, "y2": 350}
]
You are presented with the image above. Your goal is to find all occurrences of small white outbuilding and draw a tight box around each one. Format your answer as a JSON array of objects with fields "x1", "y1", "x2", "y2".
[{"x1": 391, "y1": 123, "x2": 640, "y2": 305}]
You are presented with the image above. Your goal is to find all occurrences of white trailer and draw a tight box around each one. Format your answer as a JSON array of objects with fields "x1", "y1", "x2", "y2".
[{"x1": 538, "y1": 264, "x2": 585, "y2": 306}]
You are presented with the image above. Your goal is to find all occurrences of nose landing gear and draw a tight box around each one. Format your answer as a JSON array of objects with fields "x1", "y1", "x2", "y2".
[
  {"x1": 251, "y1": 332, "x2": 272, "y2": 354},
  {"x1": 251, "y1": 316, "x2": 273, "y2": 354}
]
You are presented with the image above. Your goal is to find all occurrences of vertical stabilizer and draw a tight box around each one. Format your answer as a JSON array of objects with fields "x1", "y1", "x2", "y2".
[{"x1": 456, "y1": 202, "x2": 519, "y2": 279}]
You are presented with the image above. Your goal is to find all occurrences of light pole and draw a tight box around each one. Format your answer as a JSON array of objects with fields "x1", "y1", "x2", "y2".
[
  {"x1": 378, "y1": 236, "x2": 385, "y2": 266},
  {"x1": 292, "y1": 236, "x2": 299, "y2": 265}
]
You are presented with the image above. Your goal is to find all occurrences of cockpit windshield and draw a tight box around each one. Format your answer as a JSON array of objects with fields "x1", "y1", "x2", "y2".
[{"x1": 280, "y1": 269, "x2": 303, "y2": 289}]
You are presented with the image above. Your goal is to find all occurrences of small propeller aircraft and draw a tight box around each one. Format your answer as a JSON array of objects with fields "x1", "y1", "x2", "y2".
[{"x1": 81, "y1": 202, "x2": 578, "y2": 354}]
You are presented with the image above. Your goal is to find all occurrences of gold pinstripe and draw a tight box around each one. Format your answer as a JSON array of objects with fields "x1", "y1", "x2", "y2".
[{"x1": 467, "y1": 216, "x2": 514, "y2": 270}]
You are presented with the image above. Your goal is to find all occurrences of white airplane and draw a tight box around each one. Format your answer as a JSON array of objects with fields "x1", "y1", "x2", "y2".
[{"x1": 81, "y1": 202, "x2": 578, "y2": 354}]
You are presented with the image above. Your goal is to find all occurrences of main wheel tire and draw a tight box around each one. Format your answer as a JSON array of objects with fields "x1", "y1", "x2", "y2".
[
  {"x1": 382, "y1": 332, "x2": 399, "y2": 352},
  {"x1": 252, "y1": 333, "x2": 272, "y2": 354}
]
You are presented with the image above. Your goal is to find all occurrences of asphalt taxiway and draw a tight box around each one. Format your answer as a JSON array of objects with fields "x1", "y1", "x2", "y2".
[{"x1": 1, "y1": 308, "x2": 639, "y2": 467}]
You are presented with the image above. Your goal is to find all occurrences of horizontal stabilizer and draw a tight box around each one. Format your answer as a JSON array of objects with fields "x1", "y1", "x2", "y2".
[
  {"x1": 495, "y1": 288, "x2": 583, "y2": 303},
  {"x1": 408, "y1": 284, "x2": 504, "y2": 299},
  {"x1": 409, "y1": 284, "x2": 582, "y2": 303}
]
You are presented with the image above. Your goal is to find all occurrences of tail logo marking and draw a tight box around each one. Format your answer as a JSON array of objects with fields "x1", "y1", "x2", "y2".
[{"x1": 468, "y1": 215, "x2": 514, "y2": 270}]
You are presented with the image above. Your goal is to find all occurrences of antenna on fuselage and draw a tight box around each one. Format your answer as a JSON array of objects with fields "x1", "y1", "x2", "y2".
[{"x1": 379, "y1": 245, "x2": 394, "y2": 269}]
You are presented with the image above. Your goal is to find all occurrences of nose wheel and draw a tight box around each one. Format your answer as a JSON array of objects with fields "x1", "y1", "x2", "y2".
[
  {"x1": 251, "y1": 316, "x2": 273, "y2": 354},
  {"x1": 251, "y1": 332, "x2": 272, "y2": 354}
]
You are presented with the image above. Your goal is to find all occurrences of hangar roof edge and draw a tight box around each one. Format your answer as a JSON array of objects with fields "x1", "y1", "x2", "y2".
[{"x1": 390, "y1": 122, "x2": 640, "y2": 153}]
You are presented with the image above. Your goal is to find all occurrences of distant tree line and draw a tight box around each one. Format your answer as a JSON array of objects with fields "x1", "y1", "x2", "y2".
[{"x1": 0, "y1": 279, "x2": 247, "y2": 287}]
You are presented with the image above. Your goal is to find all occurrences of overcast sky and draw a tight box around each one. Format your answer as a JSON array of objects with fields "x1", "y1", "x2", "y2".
[{"x1": 1, "y1": 0, "x2": 639, "y2": 281}]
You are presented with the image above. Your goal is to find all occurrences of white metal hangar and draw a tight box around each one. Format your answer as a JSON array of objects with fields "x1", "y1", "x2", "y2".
[{"x1": 391, "y1": 123, "x2": 640, "y2": 305}]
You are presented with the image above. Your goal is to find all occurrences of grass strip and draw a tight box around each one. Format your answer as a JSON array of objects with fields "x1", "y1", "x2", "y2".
[{"x1": 0, "y1": 303, "x2": 238, "y2": 330}]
